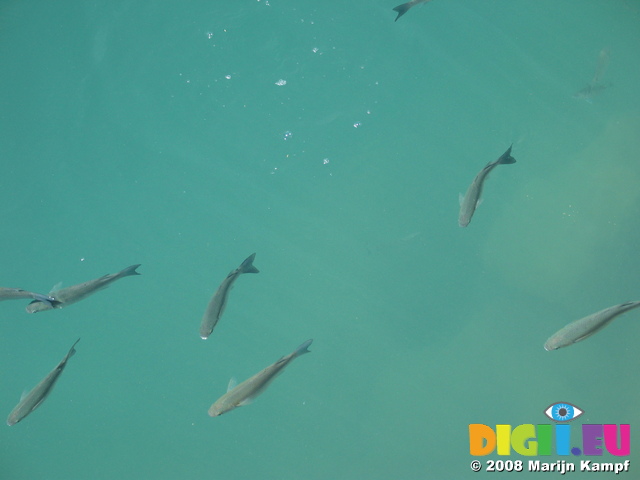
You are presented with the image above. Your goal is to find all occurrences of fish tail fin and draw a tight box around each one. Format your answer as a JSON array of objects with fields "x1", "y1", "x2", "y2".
[
  {"x1": 393, "y1": 3, "x2": 413, "y2": 21},
  {"x1": 240, "y1": 253, "x2": 259, "y2": 274},
  {"x1": 294, "y1": 339, "x2": 313, "y2": 357},
  {"x1": 499, "y1": 145, "x2": 517, "y2": 164},
  {"x1": 66, "y1": 338, "x2": 81, "y2": 360},
  {"x1": 120, "y1": 264, "x2": 142, "y2": 277}
]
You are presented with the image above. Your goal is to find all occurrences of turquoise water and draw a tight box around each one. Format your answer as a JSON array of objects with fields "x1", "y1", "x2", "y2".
[{"x1": 1, "y1": 1, "x2": 639, "y2": 478}]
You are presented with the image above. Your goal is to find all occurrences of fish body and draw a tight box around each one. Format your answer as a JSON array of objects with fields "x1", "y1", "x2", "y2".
[
  {"x1": 592, "y1": 48, "x2": 610, "y2": 84},
  {"x1": 199, "y1": 253, "x2": 259, "y2": 340},
  {"x1": 574, "y1": 48, "x2": 611, "y2": 101},
  {"x1": 7, "y1": 338, "x2": 80, "y2": 426},
  {"x1": 544, "y1": 301, "x2": 640, "y2": 351},
  {"x1": 393, "y1": 0, "x2": 432, "y2": 21},
  {"x1": 0, "y1": 287, "x2": 57, "y2": 305},
  {"x1": 458, "y1": 145, "x2": 516, "y2": 227},
  {"x1": 208, "y1": 339, "x2": 312, "y2": 417},
  {"x1": 26, "y1": 264, "x2": 141, "y2": 313}
]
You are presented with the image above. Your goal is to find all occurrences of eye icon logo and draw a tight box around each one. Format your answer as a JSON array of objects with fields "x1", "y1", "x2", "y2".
[{"x1": 544, "y1": 402, "x2": 584, "y2": 422}]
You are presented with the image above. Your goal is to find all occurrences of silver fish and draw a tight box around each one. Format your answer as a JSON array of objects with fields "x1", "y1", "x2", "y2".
[
  {"x1": 0, "y1": 287, "x2": 58, "y2": 306},
  {"x1": 544, "y1": 301, "x2": 640, "y2": 351},
  {"x1": 26, "y1": 264, "x2": 141, "y2": 313},
  {"x1": 208, "y1": 339, "x2": 312, "y2": 417},
  {"x1": 392, "y1": 0, "x2": 432, "y2": 21},
  {"x1": 7, "y1": 338, "x2": 80, "y2": 426},
  {"x1": 458, "y1": 145, "x2": 516, "y2": 227},
  {"x1": 199, "y1": 253, "x2": 259, "y2": 340}
]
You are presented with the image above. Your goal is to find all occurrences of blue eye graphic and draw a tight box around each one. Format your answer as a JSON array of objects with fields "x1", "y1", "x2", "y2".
[{"x1": 544, "y1": 402, "x2": 584, "y2": 422}]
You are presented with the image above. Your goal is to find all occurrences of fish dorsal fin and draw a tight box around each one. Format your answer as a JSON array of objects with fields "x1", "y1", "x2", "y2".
[
  {"x1": 20, "y1": 390, "x2": 28, "y2": 401},
  {"x1": 458, "y1": 193, "x2": 464, "y2": 206},
  {"x1": 227, "y1": 377, "x2": 237, "y2": 392},
  {"x1": 49, "y1": 282, "x2": 63, "y2": 294}
]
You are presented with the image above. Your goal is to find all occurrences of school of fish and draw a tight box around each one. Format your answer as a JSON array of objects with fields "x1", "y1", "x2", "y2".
[{"x1": 0, "y1": 5, "x2": 626, "y2": 429}]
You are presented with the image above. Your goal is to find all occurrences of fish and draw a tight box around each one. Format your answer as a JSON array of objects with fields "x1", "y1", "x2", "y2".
[
  {"x1": 574, "y1": 48, "x2": 611, "y2": 101},
  {"x1": 458, "y1": 145, "x2": 517, "y2": 227},
  {"x1": 7, "y1": 338, "x2": 80, "y2": 426},
  {"x1": 544, "y1": 301, "x2": 640, "y2": 351},
  {"x1": 25, "y1": 264, "x2": 141, "y2": 313},
  {"x1": 0, "y1": 287, "x2": 59, "y2": 306},
  {"x1": 199, "y1": 253, "x2": 259, "y2": 340},
  {"x1": 208, "y1": 339, "x2": 312, "y2": 417},
  {"x1": 392, "y1": 0, "x2": 432, "y2": 21}
]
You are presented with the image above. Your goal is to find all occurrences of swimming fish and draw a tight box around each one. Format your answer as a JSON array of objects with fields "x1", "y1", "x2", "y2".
[
  {"x1": 25, "y1": 264, "x2": 141, "y2": 313},
  {"x1": 458, "y1": 145, "x2": 516, "y2": 227},
  {"x1": 0, "y1": 287, "x2": 58, "y2": 306},
  {"x1": 574, "y1": 48, "x2": 611, "y2": 101},
  {"x1": 7, "y1": 338, "x2": 80, "y2": 426},
  {"x1": 392, "y1": 0, "x2": 432, "y2": 21},
  {"x1": 544, "y1": 301, "x2": 640, "y2": 351},
  {"x1": 199, "y1": 253, "x2": 259, "y2": 340},
  {"x1": 208, "y1": 339, "x2": 312, "y2": 417}
]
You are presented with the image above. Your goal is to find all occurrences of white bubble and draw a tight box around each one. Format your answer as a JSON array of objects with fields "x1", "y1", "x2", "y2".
[{"x1": 275, "y1": 79, "x2": 287, "y2": 86}]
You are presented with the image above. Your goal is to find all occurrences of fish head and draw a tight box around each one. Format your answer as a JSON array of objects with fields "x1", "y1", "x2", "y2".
[
  {"x1": 207, "y1": 403, "x2": 225, "y2": 417},
  {"x1": 6, "y1": 410, "x2": 21, "y2": 426},
  {"x1": 25, "y1": 300, "x2": 55, "y2": 313},
  {"x1": 543, "y1": 338, "x2": 561, "y2": 351}
]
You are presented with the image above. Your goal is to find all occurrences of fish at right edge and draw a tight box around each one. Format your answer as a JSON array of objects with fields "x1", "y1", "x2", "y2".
[
  {"x1": 7, "y1": 338, "x2": 80, "y2": 426},
  {"x1": 199, "y1": 253, "x2": 259, "y2": 340},
  {"x1": 544, "y1": 301, "x2": 640, "y2": 351},
  {"x1": 458, "y1": 145, "x2": 517, "y2": 228}
]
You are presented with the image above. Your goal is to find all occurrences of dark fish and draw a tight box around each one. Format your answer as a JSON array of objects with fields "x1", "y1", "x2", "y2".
[
  {"x1": 208, "y1": 339, "x2": 312, "y2": 417},
  {"x1": 393, "y1": 0, "x2": 432, "y2": 21},
  {"x1": 7, "y1": 339, "x2": 80, "y2": 426},
  {"x1": 458, "y1": 146, "x2": 516, "y2": 227},
  {"x1": 545, "y1": 301, "x2": 640, "y2": 351},
  {"x1": 199, "y1": 253, "x2": 259, "y2": 339},
  {"x1": 26, "y1": 264, "x2": 141, "y2": 313}
]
